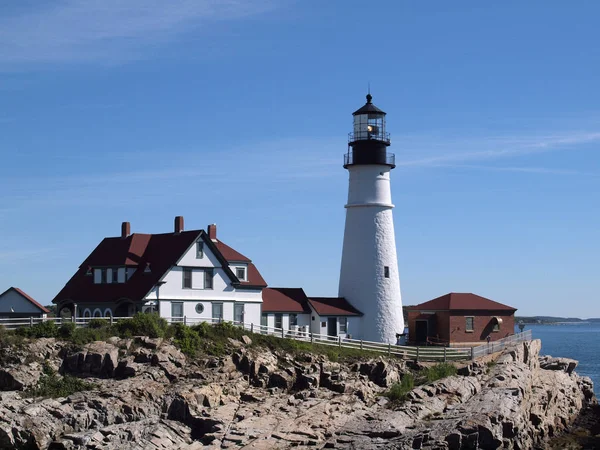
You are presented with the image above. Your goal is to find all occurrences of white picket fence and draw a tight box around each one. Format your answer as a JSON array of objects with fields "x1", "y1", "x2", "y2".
[{"x1": 0, "y1": 316, "x2": 530, "y2": 362}]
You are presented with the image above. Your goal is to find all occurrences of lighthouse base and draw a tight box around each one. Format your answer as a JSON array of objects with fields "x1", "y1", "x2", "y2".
[{"x1": 338, "y1": 205, "x2": 404, "y2": 344}]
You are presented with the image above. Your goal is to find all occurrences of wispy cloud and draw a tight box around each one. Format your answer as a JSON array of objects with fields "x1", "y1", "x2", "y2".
[
  {"x1": 0, "y1": 0, "x2": 279, "y2": 68},
  {"x1": 0, "y1": 247, "x2": 61, "y2": 264},
  {"x1": 0, "y1": 137, "x2": 342, "y2": 212},
  {"x1": 397, "y1": 131, "x2": 600, "y2": 167},
  {"x1": 430, "y1": 164, "x2": 598, "y2": 176}
]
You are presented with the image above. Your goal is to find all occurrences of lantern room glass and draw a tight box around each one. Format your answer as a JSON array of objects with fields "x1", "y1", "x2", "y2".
[{"x1": 353, "y1": 112, "x2": 386, "y2": 142}]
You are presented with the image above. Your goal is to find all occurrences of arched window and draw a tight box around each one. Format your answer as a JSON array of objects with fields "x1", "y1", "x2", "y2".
[
  {"x1": 104, "y1": 308, "x2": 113, "y2": 318},
  {"x1": 83, "y1": 309, "x2": 92, "y2": 318},
  {"x1": 93, "y1": 309, "x2": 102, "y2": 318}
]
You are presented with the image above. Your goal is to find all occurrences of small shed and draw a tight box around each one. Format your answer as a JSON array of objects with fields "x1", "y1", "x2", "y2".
[
  {"x1": 0, "y1": 287, "x2": 50, "y2": 319},
  {"x1": 406, "y1": 293, "x2": 516, "y2": 346}
]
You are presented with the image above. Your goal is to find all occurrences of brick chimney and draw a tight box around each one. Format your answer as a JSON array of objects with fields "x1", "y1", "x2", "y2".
[
  {"x1": 174, "y1": 216, "x2": 184, "y2": 234},
  {"x1": 207, "y1": 224, "x2": 217, "y2": 241},
  {"x1": 121, "y1": 222, "x2": 131, "y2": 239}
]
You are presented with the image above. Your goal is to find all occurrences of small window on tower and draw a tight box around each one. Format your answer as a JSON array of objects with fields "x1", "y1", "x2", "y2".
[{"x1": 384, "y1": 266, "x2": 390, "y2": 278}]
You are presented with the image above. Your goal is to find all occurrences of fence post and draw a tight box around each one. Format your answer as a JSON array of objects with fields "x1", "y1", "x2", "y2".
[
  {"x1": 251, "y1": 323, "x2": 254, "y2": 334},
  {"x1": 30, "y1": 317, "x2": 33, "y2": 328},
  {"x1": 183, "y1": 316, "x2": 187, "y2": 326},
  {"x1": 110, "y1": 315, "x2": 114, "y2": 326},
  {"x1": 310, "y1": 332, "x2": 314, "y2": 344},
  {"x1": 443, "y1": 346, "x2": 447, "y2": 363},
  {"x1": 360, "y1": 340, "x2": 363, "y2": 350},
  {"x1": 416, "y1": 346, "x2": 420, "y2": 361},
  {"x1": 281, "y1": 327, "x2": 284, "y2": 339},
  {"x1": 387, "y1": 343, "x2": 391, "y2": 356},
  {"x1": 338, "y1": 336, "x2": 342, "y2": 349},
  {"x1": 471, "y1": 347, "x2": 475, "y2": 361},
  {"x1": 71, "y1": 315, "x2": 75, "y2": 324}
]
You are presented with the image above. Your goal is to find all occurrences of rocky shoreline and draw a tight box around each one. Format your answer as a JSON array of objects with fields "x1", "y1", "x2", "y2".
[{"x1": 0, "y1": 335, "x2": 597, "y2": 449}]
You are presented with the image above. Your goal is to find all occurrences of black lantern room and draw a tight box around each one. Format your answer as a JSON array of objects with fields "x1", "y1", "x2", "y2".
[{"x1": 344, "y1": 94, "x2": 395, "y2": 168}]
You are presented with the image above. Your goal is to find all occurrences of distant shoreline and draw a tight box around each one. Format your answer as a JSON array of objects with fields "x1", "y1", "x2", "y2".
[{"x1": 517, "y1": 316, "x2": 600, "y2": 325}]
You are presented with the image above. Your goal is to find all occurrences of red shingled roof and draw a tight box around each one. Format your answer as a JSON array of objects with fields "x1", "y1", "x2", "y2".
[
  {"x1": 407, "y1": 293, "x2": 516, "y2": 312},
  {"x1": 0, "y1": 287, "x2": 50, "y2": 313},
  {"x1": 308, "y1": 297, "x2": 362, "y2": 316},
  {"x1": 262, "y1": 288, "x2": 311, "y2": 313},
  {"x1": 53, "y1": 228, "x2": 267, "y2": 305},
  {"x1": 215, "y1": 241, "x2": 250, "y2": 262}
]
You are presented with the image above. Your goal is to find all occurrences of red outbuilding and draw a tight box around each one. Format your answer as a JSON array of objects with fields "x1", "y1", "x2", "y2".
[{"x1": 406, "y1": 293, "x2": 517, "y2": 347}]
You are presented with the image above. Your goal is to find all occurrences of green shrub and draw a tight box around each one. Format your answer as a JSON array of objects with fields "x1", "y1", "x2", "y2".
[
  {"x1": 58, "y1": 322, "x2": 77, "y2": 339},
  {"x1": 385, "y1": 373, "x2": 415, "y2": 402},
  {"x1": 170, "y1": 323, "x2": 203, "y2": 356},
  {"x1": 15, "y1": 321, "x2": 58, "y2": 338},
  {"x1": 115, "y1": 313, "x2": 168, "y2": 338},
  {"x1": 69, "y1": 326, "x2": 116, "y2": 345},
  {"x1": 88, "y1": 318, "x2": 110, "y2": 329},
  {"x1": 25, "y1": 363, "x2": 96, "y2": 398},
  {"x1": 191, "y1": 321, "x2": 212, "y2": 338},
  {"x1": 422, "y1": 363, "x2": 457, "y2": 383}
]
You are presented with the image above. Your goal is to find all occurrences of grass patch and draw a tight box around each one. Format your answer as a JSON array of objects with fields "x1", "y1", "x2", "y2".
[
  {"x1": 421, "y1": 363, "x2": 457, "y2": 383},
  {"x1": 8, "y1": 315, "x2": 383, "y2": 362},
  {"x1": 25, "y1": 363, "x2": 96, "y2": 399},
  {"x1": 385, "y1": 373, "x2": 415, "y2": 402},
  {"x1": 384, "y1": 363, "x2": 458, "y2": 406}
]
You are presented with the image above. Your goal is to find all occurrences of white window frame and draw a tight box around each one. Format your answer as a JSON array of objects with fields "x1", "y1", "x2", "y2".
[
  {"x1": 339, "y1": 317, "x2": 347, "y2": 333},
  {"x1": 182, "y1": 267, "x2": 192, "y2": 289},
  {"x1": 93, "y1": 269, "x2": 102, "y2": 284},
  {"x1": 289, "y1": 313, "x2": 298, "y2": 327},
  {"x1": 212, "y1": 303, "x2": 224, "y2": 322},
  {"x1": 235, "y1": 266, "x2": 247, "y2": 281},
  {"x1": 204, "y1": 268, "x2": 214, "y2": 290},
  {"x1": 171, "y1": 302, "x2": 184, "y2": 323},
  {"x1": 274, "y1": 313, "x2": 283, "y2": 329}
]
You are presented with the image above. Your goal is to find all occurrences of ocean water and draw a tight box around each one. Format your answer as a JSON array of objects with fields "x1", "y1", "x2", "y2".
[{"x1": 521, "y1": 323, "x2": 600, "y2": 395}]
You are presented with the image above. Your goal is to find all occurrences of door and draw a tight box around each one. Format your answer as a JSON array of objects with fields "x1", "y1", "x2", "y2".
[
  {"x1": 327, "y1": 317, "x2": 337, "y2": 337},
  {"x1": 415, "y1": 320, "x2": 428, "y2": 343},
  {"x1": 234, "y1": 303, "x2": 245, "y2": 324}
]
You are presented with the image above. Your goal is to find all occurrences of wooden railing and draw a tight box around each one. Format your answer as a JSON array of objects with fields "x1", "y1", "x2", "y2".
[{"x1": 471, "y1": 330, "x2": 533, "y2": 359}]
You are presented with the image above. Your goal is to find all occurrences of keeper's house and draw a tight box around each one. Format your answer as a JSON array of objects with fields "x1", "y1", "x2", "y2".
[
  {"x1": 405, "y1": 293, "x2": 517, "y2": 346},
  {"x1": 52, "y1": 217, "x2": 266, "y2": 324}
]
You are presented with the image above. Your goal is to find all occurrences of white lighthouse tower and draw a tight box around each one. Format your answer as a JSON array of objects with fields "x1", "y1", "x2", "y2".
[{"x1": 338, "y1": 93, "x2": 404, "y2": 343}]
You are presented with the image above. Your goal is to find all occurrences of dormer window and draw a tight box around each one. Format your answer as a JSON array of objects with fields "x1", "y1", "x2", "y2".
[
  {"x1": 196, "y1": 241, "x2": 204, "y2": 259},
  {"x1": 93, "y1": 268, "x2": 102, "y2": 284},
  {"x1": 235, "y1": 267, "x2": 246, "y2": 281}
]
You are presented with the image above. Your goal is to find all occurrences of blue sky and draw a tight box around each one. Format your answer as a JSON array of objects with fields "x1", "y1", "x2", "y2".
[{"x1": 1, "y1": 1, "x2": 599, "y2": 317}]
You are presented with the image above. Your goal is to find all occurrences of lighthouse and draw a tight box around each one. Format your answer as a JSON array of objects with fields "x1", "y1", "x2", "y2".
[{"x1": 338, "y1": 93, "x2": 404, "y2": 343}]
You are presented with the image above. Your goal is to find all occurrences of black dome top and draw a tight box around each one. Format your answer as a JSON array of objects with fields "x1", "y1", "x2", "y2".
[{"x1": 352, "y1": 93, "x2": 386, "y2": 116}]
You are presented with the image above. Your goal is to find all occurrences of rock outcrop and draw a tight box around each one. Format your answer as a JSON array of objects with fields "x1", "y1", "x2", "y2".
[{"x1": 0, "y1": 336, "x2": 595, "y2": 449}]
